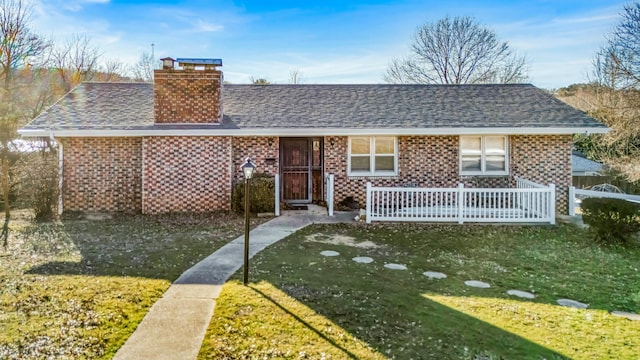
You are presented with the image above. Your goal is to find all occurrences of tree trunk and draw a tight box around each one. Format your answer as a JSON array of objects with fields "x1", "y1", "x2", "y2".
[
  {"x1": 1, "y1": 154, "x2": 9, "y2": 247},
  {"x1": 2, "y1": 155, "x2": 8, "y2": 218}
]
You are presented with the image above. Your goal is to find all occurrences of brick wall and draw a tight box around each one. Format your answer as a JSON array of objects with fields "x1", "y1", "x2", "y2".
[
  {"x1": 142, "y1": 136, "x2": 232, "y2": 213},
  {"x1": 59, "y1": 134, "x2": 571, "y2": 215},
  {"x1": 510, "y1": 135, "x2": 573, "y2": 213},
  {"x1": 231, "y1": 137, "x2": 279, "y2": 185},
  {"x1": 154, "y1": 69, "x2": 222, "y2": 124},
  {"x1": 324, "y1": 135, "x2": 460, "y2": 207},
  {"x1": 324, "y1": 135, "x2": 572, "y2": 214},
  {"x1": 61, "y1": 137, "x2": 142, "y2": 212}
]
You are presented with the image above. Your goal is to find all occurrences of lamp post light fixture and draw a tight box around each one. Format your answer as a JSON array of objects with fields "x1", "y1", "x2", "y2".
[{"x1": 241, "y1": 157, "x2": 256, "y2": 285}]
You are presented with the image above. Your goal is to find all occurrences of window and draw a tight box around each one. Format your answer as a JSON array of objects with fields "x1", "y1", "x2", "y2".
[
  {"x1": 349, "y1": 136, "x2": 397, "y2": 176},
  {"x1": 460, "y1": 136, "x2": 508, "y2": 175}
]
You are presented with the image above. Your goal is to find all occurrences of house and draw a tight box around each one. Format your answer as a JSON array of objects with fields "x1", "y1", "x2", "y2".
[
  {"x1": 572, "y1": 150, "x2": 604, "y2": 176},
  {"x1": 18, "y1": 58, "x2": 608, "y2": 216}
]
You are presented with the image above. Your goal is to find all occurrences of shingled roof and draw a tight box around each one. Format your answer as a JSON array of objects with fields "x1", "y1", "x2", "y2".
[{"x1": 20, "y1": 82, "x2": 607, "y2": 136}]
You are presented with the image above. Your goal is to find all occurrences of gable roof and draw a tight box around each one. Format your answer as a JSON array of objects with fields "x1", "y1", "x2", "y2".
[
  {"x1": 19, "y1": 82, "x2": 608, "y2": 137},
  {"x1": 572, "y1": 151, "x2": 604, "y2": 174}
]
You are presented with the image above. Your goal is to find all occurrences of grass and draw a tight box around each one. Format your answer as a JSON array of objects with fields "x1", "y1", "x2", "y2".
[
  {"x1": 199, "y1": 223, "x2": 640, "y2": 359},
  {"x1": 0, "y1": 210, "x2": 266, "y2": 359}
]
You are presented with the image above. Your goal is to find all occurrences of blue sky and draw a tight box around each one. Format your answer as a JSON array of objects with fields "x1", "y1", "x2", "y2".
[{"x1": 32, "y1": 0, "x2": 626, "y2": 88}]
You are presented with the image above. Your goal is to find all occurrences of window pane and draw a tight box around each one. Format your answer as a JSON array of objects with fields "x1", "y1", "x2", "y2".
[
  {"x1": 486, "y1": 155, "x2": 506, "y2": 171},
  {"x1": 486, "y1": 136, "x2": 506, "y2": 154},
  {"x1": 461, "y1": 156, "x2": 481, "y2": 171},
  {"x1": 351, "y1": 156, "x2": 370, "y2": 172},
  {"x1": 351, "y1": 137, "x2": 370, "y2": 155},
  {"x1": 460, "y1": 136, "x2": 481, "y2": 154},
  {"x1": 375, "y1": 137, "x2": 394, "y2": 154},
  {"x1": 375, "y1": 156, "x2": 395, "y2": 171}
]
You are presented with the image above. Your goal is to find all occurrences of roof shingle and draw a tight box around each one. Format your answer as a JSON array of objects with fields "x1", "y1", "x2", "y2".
[{"x1": 22, "y1": 82, "x2": 606, "y2": 133}]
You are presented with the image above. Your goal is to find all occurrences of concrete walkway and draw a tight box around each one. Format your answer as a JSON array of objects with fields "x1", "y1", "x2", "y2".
[{"x1": 114, "y1": 207, "x2": 354, "y2": 360}]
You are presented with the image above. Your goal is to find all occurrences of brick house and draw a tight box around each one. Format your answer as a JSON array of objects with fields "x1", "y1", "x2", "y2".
[{"x1": 19, "y1": 58, "x2": 607, "y2": 215}]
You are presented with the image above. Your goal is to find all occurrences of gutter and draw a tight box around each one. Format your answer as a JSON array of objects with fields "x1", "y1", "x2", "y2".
[
  {"x1": 20, "y1": 126, "x2": 610, "y2": 138},
  {"x1": 50, "y1": 132, "x2": 63, "y2": 216}
]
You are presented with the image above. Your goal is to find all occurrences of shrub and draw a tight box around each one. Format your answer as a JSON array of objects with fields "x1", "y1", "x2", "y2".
[
  {"x1": 13, "y1": 144, "x2": 58, "y2": 220},
  {"x1": 231, "y1": 173, "x2": 275, "y2": 214},
  {"x1": 581, "y1": 197, "x2": 640, "y2": 245}
]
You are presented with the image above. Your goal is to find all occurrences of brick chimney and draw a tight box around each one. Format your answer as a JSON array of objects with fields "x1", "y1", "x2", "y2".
[{"x1": 154, "y1": 58, "x2": 223, "y2": 124}]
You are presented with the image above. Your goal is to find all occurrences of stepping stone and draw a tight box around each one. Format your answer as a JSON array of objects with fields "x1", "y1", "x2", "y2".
[
  {"x1": 507, "y1": 290, "x2": 536, "y2": 299},
  {"x1": 423, "y1": 271, "x2": 447, "y2": 279},
  {"x1": 464, "y1": 280, "x2": 491, "y2": 288},
  {"x1": 557, "y1": 299, "x2": 588, "y2": 309},
  {"x1": 384, "y1": 263, "x2": 407, "y2": 270},
  {"x1": 611, "y1": 311, "x2": 640, "y2": 321},
  {"x1": 352, "y1": 256, "x2": 373, "y2": 264},
  {"x1": 320, "y1": 250, "x2": 340, "y2": 257}
]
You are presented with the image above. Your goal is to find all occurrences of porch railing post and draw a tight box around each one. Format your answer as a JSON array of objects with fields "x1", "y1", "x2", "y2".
[
  {"x1": 568, "y1": 186, "x2": 575, "y2": 217},
  {"x1": 549, "y1": 183, "x2": 556, "y2": 225},
  {"x1": 274, "y1": 174, "x2": 280, "y2": 217},
  {"x1": 457, "y1": 183, "x2": 464, "y2": 224},
  {"x1": 327, "y1": 174, "x2": 334, "y2": 217},
  {"x1": 366, "y1": 182, "x2": 372, "y2": 224}
]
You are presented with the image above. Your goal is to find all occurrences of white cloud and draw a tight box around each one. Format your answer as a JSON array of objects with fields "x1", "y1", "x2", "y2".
[
  {"x1": 225, "y1": 51, "x2": 390, "y2": 84},
  {"x1": 58, "y1": 0, "x2": 110, "y2": 12},
  {"x1": 491, "y1": 5, "x2": 622, "y2": 88},
  {"x1": 192, "y1": 19, "x2": 224, "y2": 33}
]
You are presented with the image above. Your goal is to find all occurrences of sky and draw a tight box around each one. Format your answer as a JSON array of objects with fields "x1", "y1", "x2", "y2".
[{"x1": 30, "y1": 0, "x2": 627, "y2": 89}]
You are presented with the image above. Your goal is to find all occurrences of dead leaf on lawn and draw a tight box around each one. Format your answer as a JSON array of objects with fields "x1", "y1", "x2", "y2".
[{"x1": 305, "y1": 233, "x2": 381, "y2": 249}]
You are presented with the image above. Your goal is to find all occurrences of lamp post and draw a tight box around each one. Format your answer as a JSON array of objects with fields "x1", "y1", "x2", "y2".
[{"x1": 241, "y1": 158, "x2": 256, "y2": 285}]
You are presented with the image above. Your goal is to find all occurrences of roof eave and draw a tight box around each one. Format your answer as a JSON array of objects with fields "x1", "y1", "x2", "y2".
[{"x1": 18, "y1": 126, "x2": 610, "y2": 138}]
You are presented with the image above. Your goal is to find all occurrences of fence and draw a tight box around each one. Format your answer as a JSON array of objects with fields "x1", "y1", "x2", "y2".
[
  {"x1": 568, "y1": 186, "x2": 640, "y2": 216},
  {"x1": 366, "y1": 178, "x2": 555, "y2": 224},
  {"x1": 573, "y1": 175, "x2": 640, "y2": 195}
]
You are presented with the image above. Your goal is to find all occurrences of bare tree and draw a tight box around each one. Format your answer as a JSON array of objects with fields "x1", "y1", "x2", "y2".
[
  {"x1": 595, "y1": 3, "x2": 640, "y2": 90},
  {"x1": 132, "y1": 51, "x2": 154, "y2": 82},
  {"x1": 50, "y1": 33, "x2": 101, "y2": 91},
  {"x1": 288, "y1": 69, "x2": 305, "y2": 84},
  {"x1": 98, "y1": 58, "x2": 127, "y2": 81},
  {"x1": 575, "y1": 2, "x2": 640, "y2": 182},
  {"x1": 385, "y1": 16, "x2": 528, "y2": 84},
  {"x1": 0, "y1": 0, "x2": 47, "y2": 89},
  {"x1": 250, "y1": 76, "x2": 270, "y2": 85},
  {"x1": 0, "y1": 0, "x2": 47, "y2": 245}
]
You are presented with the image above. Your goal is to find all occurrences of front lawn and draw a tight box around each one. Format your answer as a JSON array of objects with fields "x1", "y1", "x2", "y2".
[
  {"x1": 0, "y1": 211, "x2": 264, "y2": 359},
  {"x1": 199, "y1": 223, "x2": 640, "y2": 359}
]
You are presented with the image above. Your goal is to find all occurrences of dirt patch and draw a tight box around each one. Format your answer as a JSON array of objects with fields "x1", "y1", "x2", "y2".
[
  {"x1": 305, "y1": 233, "x2": 381, "y2": 249},
  {"x1": 84, "y1": 213, "x2": 113, "y2": 221}
]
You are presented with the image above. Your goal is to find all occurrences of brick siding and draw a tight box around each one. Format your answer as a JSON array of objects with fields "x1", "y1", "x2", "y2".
[
  {"x1": 153, "y1": 69, "x2": 222, "y2": 124},
  {"x1": 324, "y1": 135, "x2": 572, "y2": 214},
  {"x1": 61, "y1": 137, "x2": 142, "y2": 212},
  {"x1": 231, "y1": 136, "x2": 279, "y2": 185},
  {"x1": 59, "y1": 134, "x2": 571, "y2": 215},
  {"x1": 510, "y1": 135, "x2": 573, "y2": 213},
  {"x1": 142, "y1": 136, "x2": 232, "y2": 213}
]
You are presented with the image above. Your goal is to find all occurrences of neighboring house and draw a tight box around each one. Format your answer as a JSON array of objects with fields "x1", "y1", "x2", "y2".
[
  {"x1": 572, "y1": 150, "x2": 604, "y2": 176},
  {"x1": 18, "y1": 58, "x2": 608, "y2": 215}
]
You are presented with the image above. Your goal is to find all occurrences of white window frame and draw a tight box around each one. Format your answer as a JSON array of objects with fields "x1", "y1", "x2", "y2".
[
  {"x1": 348, "y1": 136, "x2": 398, "y2": 176},
  {"x1": 459, "y1": 135, "x2": 509, "y2": 176}
]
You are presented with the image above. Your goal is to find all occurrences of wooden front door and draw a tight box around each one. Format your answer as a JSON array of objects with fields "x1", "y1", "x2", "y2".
[{"x1": 280, "y1": 138, "x2": 323, "y2": 203}]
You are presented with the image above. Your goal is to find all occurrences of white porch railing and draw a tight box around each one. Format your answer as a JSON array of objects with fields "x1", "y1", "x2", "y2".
[
  {"x1": 568, "y1": 186, "x2": 640, "y2": 216},
  {"x1": 274, "y1": 174, "x2": 280, "y2": 216},
  {"x1": 366, "y1": 179, "x2": 555, "y2": 224},
  {"x1": 325, "y1": 174, "x2": 334, "y2": 216}
]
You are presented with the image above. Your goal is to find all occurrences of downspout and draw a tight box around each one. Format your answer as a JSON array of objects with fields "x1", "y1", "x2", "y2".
[{"x1": 50, "y1": 131, "x2": 63, "y2": 216}]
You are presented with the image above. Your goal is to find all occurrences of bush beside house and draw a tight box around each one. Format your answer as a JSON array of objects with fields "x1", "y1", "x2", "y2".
[{"x1": 581, "y1": 197, "x2": 640, "y2": 245}]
